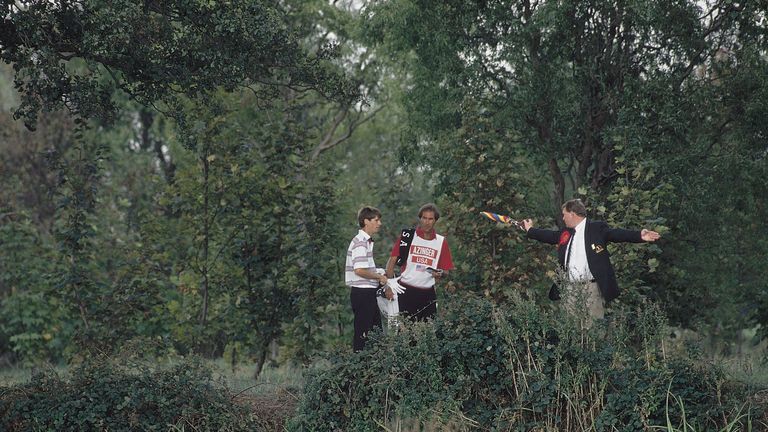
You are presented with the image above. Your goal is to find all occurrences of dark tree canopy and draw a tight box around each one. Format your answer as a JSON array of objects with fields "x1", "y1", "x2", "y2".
[
  {"x1": 1, "y1": 0, "x2": 358, "y2": 127},
  {"x1": 361, "y1": 0, "x2": 767, "y2": 210}
]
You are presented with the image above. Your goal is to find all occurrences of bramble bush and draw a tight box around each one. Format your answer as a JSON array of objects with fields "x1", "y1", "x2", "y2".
[
  {"x1": 289, "y1": 293, "x2": 759, "y2": 431},
  {"x1": 0, "y1": 357, "x2": 272, "y2": 431}
]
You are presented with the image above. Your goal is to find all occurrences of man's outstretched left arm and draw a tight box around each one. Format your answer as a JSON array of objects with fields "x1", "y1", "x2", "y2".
[{"x1": 605, "y1": 224, "x2": 661, "y2": 243}]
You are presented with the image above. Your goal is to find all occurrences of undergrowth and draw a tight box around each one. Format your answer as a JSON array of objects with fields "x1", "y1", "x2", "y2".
[{"x1": 289, "y1": 293, "x2": 764, "y2": 431}]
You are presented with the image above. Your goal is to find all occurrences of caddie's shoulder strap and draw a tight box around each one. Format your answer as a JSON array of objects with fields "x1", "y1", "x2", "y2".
[{"x1": 395, "y1": 227, "x2": 416, "y2": 266}]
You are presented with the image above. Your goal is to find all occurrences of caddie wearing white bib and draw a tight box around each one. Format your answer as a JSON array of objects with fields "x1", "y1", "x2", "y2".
[{"x1": 386, "y1": 203, "x2": 454, "y2": 321}]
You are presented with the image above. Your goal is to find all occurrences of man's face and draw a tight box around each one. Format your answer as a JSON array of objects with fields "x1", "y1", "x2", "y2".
[
  {"x1": 364, "y1": 216, "x2": 382, "y2": 234},
  {"x1": 561, "y1": 209, "x2": 579, "y2": 228},
  {"x1": 419, "y1": 211, "x2": 437, "y2": 233}
]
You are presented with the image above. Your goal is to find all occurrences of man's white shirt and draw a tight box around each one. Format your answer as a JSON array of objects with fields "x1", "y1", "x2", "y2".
[
  {"x1": 345, "y1": 230, "x2": 378, "y2": 288},
  {"x1": 565, "y1": 218, "x2": 594, "y2": 282}
]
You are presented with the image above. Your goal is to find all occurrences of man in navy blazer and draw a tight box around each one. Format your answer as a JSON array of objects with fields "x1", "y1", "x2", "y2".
[{"x1": 522, "y1": 199, "x2": 661, "y2": 319}]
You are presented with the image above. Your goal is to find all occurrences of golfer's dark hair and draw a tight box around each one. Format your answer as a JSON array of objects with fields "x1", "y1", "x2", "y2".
[
  {"x1": 561, "y1": 199, "x2": 587, "y2": 217},
  {"x1": 357, "y1": 206, "x2": 382, "y2": 228},
  {"x1": 418, "y1": 203, "x2": 440, "y2": 221}
]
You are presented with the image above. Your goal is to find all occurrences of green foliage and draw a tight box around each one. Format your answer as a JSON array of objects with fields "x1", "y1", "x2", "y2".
[
  {"x1": 1, "y1": 291, "x2": 63, "y2": 366},
  {"x1": 610, "y1": 47, "x2": 768, "y2": 337},
  {"x1": 655, "y1": 393, "x2": 758, "y2": 432},
  {"x1": 42, "y1": 128, "x2": 117, "y2": 354},
  {"x1": 280, "y1": 167, "x2": 348, "y2": 363},
  {"x1": 0, "y1": 358, "x2": 267, "y2": 431},
  {"x1": 429, "y1": 98, "x2": 554, "y2": 300},
  {"x1": 2, "y1": 0, "x2": 767, "y2": 391},
  {"x1": 0, "y1": 214, "x2": 62, "y2": 364},
  {"x1": 577, "y1": 143, "x2": 672, "y2": 310},
  {"x1": 2, "y1": 0, "x2": 356, "y2": 128},
  {"x1": 2, "y1": 0, "x2": 374, "y2": 363},
  {"x1": 290, "y1": 294, "x2": 755, "y2": 431}
]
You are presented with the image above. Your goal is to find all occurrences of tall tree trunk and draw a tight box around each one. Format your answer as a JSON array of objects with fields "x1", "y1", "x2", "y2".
[
  {"x1": 525, "y1": 0, "x2": 565, "y2": 224},
  {"x1": 199, "y1": 154, "x2": 210, "y2": 326},
  {"x1": 253, "y1": 340, "x2": 270, "y2": 380},
  {"x1": 547, "y1": 157, "x2": 566, "y2": 227},
  {"x1": 139, "y1": 108, "x2": 176, "y2": 182}
]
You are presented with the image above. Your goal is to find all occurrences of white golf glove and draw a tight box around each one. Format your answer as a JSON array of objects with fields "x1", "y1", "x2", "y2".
[{"x1": 388, "y1": 278, "x2": 406, "y2": 295}]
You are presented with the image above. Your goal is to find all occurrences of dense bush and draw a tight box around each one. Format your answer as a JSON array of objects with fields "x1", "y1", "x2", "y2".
[
  {"x1": 0, "y1": 358, "x2": 270, "y2": 431},
  {"x1": 290, "y1": 293, "x2": 758, "y2": 431}
]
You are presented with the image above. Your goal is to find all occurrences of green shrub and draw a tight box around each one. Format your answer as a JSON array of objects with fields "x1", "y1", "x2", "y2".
[
  {"x1": 289, "y1": 293, "x2": 757, "y2": 431},
  {"x1": 0, "y1": 358, "x2": 268, "y2": 431}
]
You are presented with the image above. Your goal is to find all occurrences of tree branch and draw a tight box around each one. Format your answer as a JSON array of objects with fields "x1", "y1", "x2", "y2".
[{"x1": 310, "y1": 103, "x2": 386, "y2": 161}]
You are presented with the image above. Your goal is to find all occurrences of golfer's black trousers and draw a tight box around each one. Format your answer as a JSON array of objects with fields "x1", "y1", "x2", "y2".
[{"x1": 350, "y1": 287, "x2": 382, "y2": 352}]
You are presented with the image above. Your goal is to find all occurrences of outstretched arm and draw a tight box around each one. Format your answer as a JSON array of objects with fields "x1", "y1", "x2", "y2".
[
  {"x1": 523, "y1": 218, "x2": 561, "y2": 245},
  {"x1": 605, "y1": 224, "x2": 661, "y2": 243}
]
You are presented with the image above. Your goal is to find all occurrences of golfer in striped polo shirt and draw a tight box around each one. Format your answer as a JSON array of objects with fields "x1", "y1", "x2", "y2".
[{"x1": 345, "y1": 206, "x2": 390, "y2": 351}]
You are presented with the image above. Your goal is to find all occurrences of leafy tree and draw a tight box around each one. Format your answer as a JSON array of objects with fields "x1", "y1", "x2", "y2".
[
  {"x1": 0, "y1": 213, "x2": 63, "y2": 364},
  {"x1": 1, "y1": 0, "x2": 356, "y2": 128},
  {"x1": 429, "y1": 98, "x2": 553, "y2": 299},
  {"x1": 620, "y1": 45, "x2": 768, "y2": 337},
  {"x1": 43, "y1": 129, "x2": 98, "y2": 334},
  {"x1": 1, "y1": 0, "x2": 370, "y2": 366},
  {"x1": 361, "y1": 0, "x2": 759, "y2": 213},
  {"x1": 0, "y1": 86, "x2": 74, "y2": 231}
]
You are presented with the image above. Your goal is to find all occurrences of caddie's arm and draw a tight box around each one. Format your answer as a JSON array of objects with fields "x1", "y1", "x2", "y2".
[{"x1": 385, "y1": 256, "x2": 397, "y2": 279}]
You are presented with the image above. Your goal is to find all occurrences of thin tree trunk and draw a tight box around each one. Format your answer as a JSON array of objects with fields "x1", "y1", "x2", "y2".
[
  {"x1": 548, "y1": 157, "x2": 566, "y2": 227},
  {"x1": 253, "y1": 341, "x2": 270, "y2": 380},
  {"x1": 200, "y1": 155, "x2": 210, "y2": 326}
]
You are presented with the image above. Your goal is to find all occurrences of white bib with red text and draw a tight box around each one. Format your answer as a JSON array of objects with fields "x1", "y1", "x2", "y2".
[{"x1": 399, "y1": 233, "x2": 444, "y2": 288}]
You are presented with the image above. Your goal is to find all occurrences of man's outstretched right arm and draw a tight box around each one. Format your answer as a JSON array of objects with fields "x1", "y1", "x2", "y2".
[{"x1": 523, "y1": 218, "x2": 561, "y2": 244}]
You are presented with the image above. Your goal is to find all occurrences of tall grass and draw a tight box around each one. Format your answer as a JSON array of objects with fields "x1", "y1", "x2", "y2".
[{"x1": 651, "y1": 385, "x2": 760, "y2": 432}]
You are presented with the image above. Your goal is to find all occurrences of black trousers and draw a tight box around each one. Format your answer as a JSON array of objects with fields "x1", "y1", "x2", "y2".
[
  {"x1": 350, "y1": 287, "x2": 382, "y2": 352},
  {"x1": 397, "y1": 285, "x2": 437, "y2": 322}
]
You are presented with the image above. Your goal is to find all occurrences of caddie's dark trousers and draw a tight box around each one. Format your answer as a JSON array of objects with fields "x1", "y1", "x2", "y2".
[
  {"x1": 350, "y1": 287, "x2": 382, "y2": 352},
  {"x1": 397, "y1": 284, "x2": 437, "y2": 322}
]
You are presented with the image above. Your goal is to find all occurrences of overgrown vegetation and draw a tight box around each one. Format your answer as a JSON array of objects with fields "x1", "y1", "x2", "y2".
[
  {"x1": 0, "y1": 357, "x2": 281, "y2": 431},
  {"x1": 0, "y1": 295, "x2": 764, "y2": 430},
  {"x1": 291, "y1": 294, "x2": 764, "y2": 431}
]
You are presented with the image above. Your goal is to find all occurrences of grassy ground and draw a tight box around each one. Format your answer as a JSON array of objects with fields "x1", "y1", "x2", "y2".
[
  {"x1": 205, "y1": 360, "x2": 303, "y2": 430},
  {"x1": 207, "y1": 359, "x2": 304, "y2": 396},
  {"x1": 0, "y1": 362, "x2": 63, "y2": 387},
  {"x1": 206, "y1": 360, "x2": 304, "y2": 428}
]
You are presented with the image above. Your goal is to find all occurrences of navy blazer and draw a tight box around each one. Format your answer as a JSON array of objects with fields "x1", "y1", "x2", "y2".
[{"x1": 527, "y1": 219, "x2": 643, "y2": 302}]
